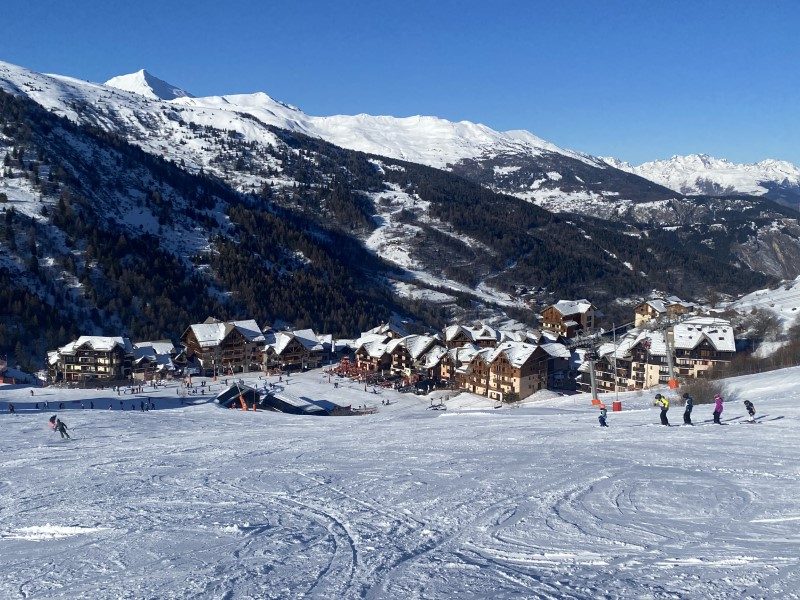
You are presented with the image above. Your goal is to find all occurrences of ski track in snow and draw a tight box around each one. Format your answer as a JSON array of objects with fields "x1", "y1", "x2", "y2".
[{"x1": 1, "y1": 367, "x2": 799, "y2": 599}]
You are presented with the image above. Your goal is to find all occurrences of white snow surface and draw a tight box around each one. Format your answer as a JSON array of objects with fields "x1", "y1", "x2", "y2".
[
  {"x1": 2, "y1": 366, "x2": 799, "y2": 598},
  {"x1": 729, "y1": 275, "x2": 800, "y2": 331},
  {"x1": 603, "y1": 154, "x2": 800, "y2": 198}
]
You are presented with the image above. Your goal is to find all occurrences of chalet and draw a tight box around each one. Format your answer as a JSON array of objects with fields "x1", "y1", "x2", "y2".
[
  {"x1": 264, "y1": 329, "x2": 324, "y2": 371},
  {"x1": 355, "y1": 339, "x2": 391, "y2": 373},
  {"x1": 443, "y1": 323, "x2": 500, "y2": 349},
  {"x1": 181, "y1": 318, "x2": 265, "y2": 375},
  {"x1": 386, "y1": 335, "x2": 444, "y2": 376},
  {"x1": 634, "y1": 297, "x2": 696, "y2": 327},
  {"x1": 439, "y1": 344, "x2": 481, "y2": 386},
  {"x1": 634, "y1": 299, "x2": 669, "y2": 327},
  {"x1": 541, "y1": 300, "x2": 596, "y2": 338},
  {"x1": 132, "y1": 340, "x2": 177, "y2": 380},
  {"x1": 460, "y1": 341, "x2": 549, "y2": 402},
  {"x1": 672, "y1": 316, "x2": 736, "y2": 379},
  {"x1": 417, "y1": 345, "x2": 448, "y2": 381},
  {"x1": 49, "y1": 336, "x2": 134, "y2": 383}
]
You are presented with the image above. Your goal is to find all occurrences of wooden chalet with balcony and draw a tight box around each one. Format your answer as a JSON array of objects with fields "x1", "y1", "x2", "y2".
[
  {"x1": 541, "y1": 300, "x2": 596, "y2": 338},
  {"x1": 49, "y1": 336, "x2": 134, "y2": 383},
  {"x1": 181, "y1": 318, "x2": 265, "y2": 375}
]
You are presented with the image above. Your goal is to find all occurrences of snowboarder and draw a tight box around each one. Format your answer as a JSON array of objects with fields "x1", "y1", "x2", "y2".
[
  {"x1": 55, "y1": 418, "x2": 70, "y2": 439},
  {"x1": 655, "y1": 393, "x2": 670, "y2": 426},
  {"x1": 598, "y1": 403, "x2": 609, "y2": 427},
  {"x1": 682, "y1": 392, "x2": 694, "y2": 425},
  {"x1": 713, "y1": 393, "x2": 724, "y2": 424},
  {"x1": 744, "y1": 399, "x2": 756, "y2": 422}
]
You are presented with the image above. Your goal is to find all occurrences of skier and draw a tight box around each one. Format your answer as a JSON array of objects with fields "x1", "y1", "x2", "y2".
[
  {"x1": 744, "y1": 399, "x2": 756, "y2": 422},
  {"x1": 8, "y1": 403, "x2": 15, "y2": 414},
  {"x1": 140, "y1": 400, "x2": 145, "y2": 412},
  {"x1": 598, "y1": 403, "x2": 609, "y2": 427},
  {"x1": 55, "y1": 418, "x2": 70, "y2": 440},
  {"x1": 713, "y1": 393, "x2": 724, "y2": 424},
  {"x1": 682, "y1": 392, "x2": 694, "y2": 425},
  {"x1": 654, "y1": 393, "x2": 670, "y2": 426}
]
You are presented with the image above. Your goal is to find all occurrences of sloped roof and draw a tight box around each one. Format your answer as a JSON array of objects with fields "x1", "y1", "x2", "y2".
[
  {"x1": 188, "y1": 319, "x2": 264, "y2": 347},
  {"x1": 59, "y1": 336, "x2": 133, "y2": 354},
  {"x1": 134, "y1": 340, "x2": 176, "y2": 356},
  {"x1": 357, "y1": 339, "x2": 389, "y2": 358},
  {"x1": 539, "y1": 342, "x2": 571, "y2": 359},
  {"x1": 485, "y1": 341, "x2": 538, "y2": 368},
  {"x1": 673, "y1": 317, "x2": 735, "y2": 353},
  {"x1": 420, "y1": 345, "x2": 448, "y2": 369},
  {"x1": 550, "y1": 299, "x2": 594, "y2": 316},
  {"x1": 644, "y1": 299, "x2": 668, "y2": 313}
]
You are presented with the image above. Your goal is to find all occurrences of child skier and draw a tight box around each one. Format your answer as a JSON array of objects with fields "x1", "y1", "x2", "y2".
[
  {"x1": 713, "y1": 393, "x2": 724, "y2": 424},
  {"x1": 744, "y1": 399, "x2": 756, "y2": 422},
  {"x1": 655, "y1": 393, "x2": 670, "y2": 426},
  {"x1": 598, "y1": 403, "x2": 609, "y2": 427},
  {"x1": 682, "y1": 392, "x2": 694, "y2": 425}
]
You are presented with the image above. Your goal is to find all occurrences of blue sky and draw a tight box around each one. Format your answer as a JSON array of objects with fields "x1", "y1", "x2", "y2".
[{"x1": 1, "y1": 0, "x2": 798, "y2": 164}]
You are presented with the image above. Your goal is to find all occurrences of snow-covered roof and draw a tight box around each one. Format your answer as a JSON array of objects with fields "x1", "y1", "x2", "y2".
[
  {"x1": 386, "y1": 335, "x2": 441, "y2": 360},
  {"x1": 550, "y1": 299, "x2": 594, "y2": 316},
  {"x1": 59, "y1": 336, "x2": 134, "y2": 354},
  {"x1": 354, "y1": 333, "x2": 391, "y2": 348},
  {"x1": 673, "y1": 317, "x2": 735, "y2": 353},
  {"x1": 188, "y1": 319, "x2": 265, "y2": 348},
  {"x1": 643, "y1": 299, "x2": 668, "y2": 313},
  {"x1": 365, "y1": 322, "x2": 408, "y2": 338},
  {"x1": 485, "y1": 341, "x2": 538, "y2": 368},
  {"x1": 269, "y1": 329, "x2": 323, "y2": 354},
  {"x1": 357, "y1": 340, "x2": 389, "y2": 358},
  {"x1": 134, "y1": 340, "x2": 176, "y2": 356},
  {"x1": 539, "y1": 343, "x2": 571, "y2": 359},
  {"x1": 444, "y1": 323, "x2": 499, "y2": 344},
  {"x1": 419, "y1": 345, "x2": 447, "y2": 369}
]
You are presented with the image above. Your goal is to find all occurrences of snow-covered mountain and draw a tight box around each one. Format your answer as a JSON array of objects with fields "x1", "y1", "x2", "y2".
[
  {"x1": 603, "y1": 154, "x2": 800, "y2": 209},
  {"x1": 0, "y1": 59, "x2": 672, "y2": 211},
  {"x1": 104, "y1": 69, "x2": 193, "y2": 101}
]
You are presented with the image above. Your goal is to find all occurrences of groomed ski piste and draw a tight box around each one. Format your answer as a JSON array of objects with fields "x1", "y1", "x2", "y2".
[{"x1": 1, "y1": 366, "x2": 798, "y2": 599}]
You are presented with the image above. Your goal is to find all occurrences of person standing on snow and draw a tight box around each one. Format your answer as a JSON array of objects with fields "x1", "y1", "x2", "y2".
[
  {"x1": 744, "y1": 399, "x2": 756, "y2": 422},
  {"x1": 598, "y1": 403, "x2": 609, "y2": 427},
  {"x1": 655, "y1": 393, "x2": 670, "y2": 426},
  {"x1": 713, "y1": 393, "x2": 724, "y2": 424},
  {"x1": 55, "y1": 418, "x2": 70, "y2": 439},
  {"x1": 682, "y1": 392, "x2": 694, "y2": 425}
]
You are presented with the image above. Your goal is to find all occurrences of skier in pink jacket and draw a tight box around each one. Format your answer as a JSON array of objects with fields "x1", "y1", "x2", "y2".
[{"x1": 713, "y1": 393, "x2": 724, "y2": 424}]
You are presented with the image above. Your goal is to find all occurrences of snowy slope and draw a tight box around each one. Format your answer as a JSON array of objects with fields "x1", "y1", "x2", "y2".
[
  {"x1": 604, "y1": 154, "x2": 800, "y2": 203},
  {"x1": 730, "y1": 275, "x2": 800, "y2": 330},
  {"x1": 1, "y1": 366, "x2": 799, "y2": 598},
  {"x1": 104, "y1": 69, "x2": 194, "y2": 100}
]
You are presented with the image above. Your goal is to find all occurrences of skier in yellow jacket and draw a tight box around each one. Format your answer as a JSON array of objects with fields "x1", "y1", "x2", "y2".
[{"x1": 654, "y1": 393, "x2": 670, "y2": 426}]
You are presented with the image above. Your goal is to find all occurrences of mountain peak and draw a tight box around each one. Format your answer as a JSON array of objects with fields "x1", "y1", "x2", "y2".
[{"x1": 104, "y1": 69, "x2": 193, "y2": 101}]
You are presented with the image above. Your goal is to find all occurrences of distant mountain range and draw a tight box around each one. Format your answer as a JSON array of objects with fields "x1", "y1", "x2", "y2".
[{"x1": 602, "y1": 154, "x2": 800, "y2": 210}]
